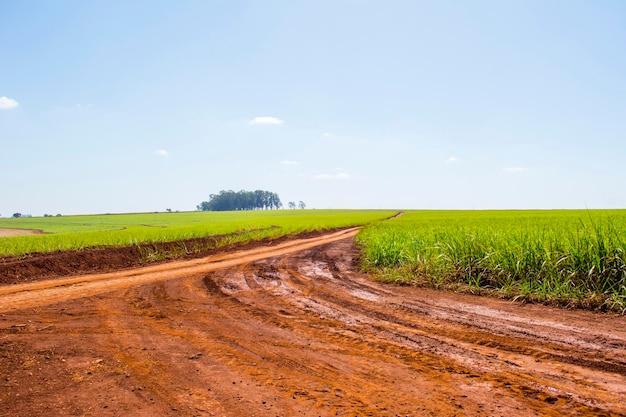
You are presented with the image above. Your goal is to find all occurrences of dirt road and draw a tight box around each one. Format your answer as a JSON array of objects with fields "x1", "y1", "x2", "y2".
[{"x1": 1, "y1": 231, "x2": 625, "y2": 416}]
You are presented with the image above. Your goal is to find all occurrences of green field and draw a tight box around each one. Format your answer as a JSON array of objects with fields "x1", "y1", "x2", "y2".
[
  {"x1": 357, "y1": 210, "x2": 626, "y2": 313},
  {"x1": 0, "y1": 210, "x2": 396, "y2": 257}
]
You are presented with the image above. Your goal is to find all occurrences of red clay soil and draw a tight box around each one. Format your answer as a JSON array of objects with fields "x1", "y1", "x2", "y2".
[
  {"x1": 0, "y1": 229, "x2": 330, "y2": 285},
  {"x1": 1, "y1": 231, "x2": 625, "y2": 417}
]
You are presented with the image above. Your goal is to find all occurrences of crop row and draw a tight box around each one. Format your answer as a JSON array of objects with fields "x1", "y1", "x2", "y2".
[{"x1": 357, "y1": 210, "x2": 626, "y2": 313}]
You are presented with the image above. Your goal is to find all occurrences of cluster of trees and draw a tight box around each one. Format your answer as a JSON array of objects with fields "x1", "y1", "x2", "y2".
[
  {"x1": 11, "y1": 213, "x2": 32, "y2": 218},
  {"x1": 288, "y1": 201, "x2": 306, "y2": 209},
  {"x1": 197, "y1": 190, "x2": 282, "y2": 211}
]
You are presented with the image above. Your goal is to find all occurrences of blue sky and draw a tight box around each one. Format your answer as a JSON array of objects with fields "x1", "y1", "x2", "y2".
[{"x1": 1, "y1": 1, "x2": 625, "y2": 215}]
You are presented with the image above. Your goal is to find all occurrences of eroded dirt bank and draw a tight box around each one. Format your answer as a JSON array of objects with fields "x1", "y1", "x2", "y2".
[
  {"x1": 1, "y1": 235, "x2": 625, "y2": 416},
  {"x1": 0, "y1": 228, "x2": 335, "y2": 285}
]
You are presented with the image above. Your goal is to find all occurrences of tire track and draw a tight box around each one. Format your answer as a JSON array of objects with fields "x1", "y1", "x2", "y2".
[
  {"x1": 0, "y1": 228, "x2": 359, "y2": 313},
  {"x1": 1, "y1": 234, "x2": 625, "y2": 416}
]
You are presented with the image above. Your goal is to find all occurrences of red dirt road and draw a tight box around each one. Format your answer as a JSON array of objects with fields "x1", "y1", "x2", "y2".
[{"x1": 1, "y1": 231, "x2": 625, "y2": 416}]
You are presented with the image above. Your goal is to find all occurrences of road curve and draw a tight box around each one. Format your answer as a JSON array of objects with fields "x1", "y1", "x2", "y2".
[{"x1": 0, "y1": 228, "x2": 359, "y2": 313}]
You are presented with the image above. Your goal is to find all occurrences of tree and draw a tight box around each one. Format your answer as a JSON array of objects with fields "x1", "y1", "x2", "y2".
[
  {"x1": 298, "y1": 201, "x2": 306, "y2": 210},
  {"x1": 288, "y1": 201, "x2": 296, "y2": 209},
  {"x1": 197, "y1": 190, "x2": 282, "y2": 211},
  {"x1": 12, "y1": 213, "x2": 21, "y2": 218}
]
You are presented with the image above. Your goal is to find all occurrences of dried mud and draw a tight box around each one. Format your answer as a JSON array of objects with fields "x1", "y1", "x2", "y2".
[{"x1": 1, "y1": 232, "x2": 625, "y2": 416}]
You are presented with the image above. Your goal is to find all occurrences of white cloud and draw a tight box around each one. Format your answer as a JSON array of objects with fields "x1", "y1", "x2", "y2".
[
  {"x1": 321, "y1": 132, "x2": 334, "y2": 138},
  {"x1": 0, "y1": 96, "x2": 19, "y2": 110},
  {"x1": 313, "y1": 172, "x2": 350, "y2": 180},
  {"x1": 504, "y1": 167, "x2": 527, "y2": 172},
  {"x1": 280, "y1": 160, "x2": 298, "y2": 165},
  {"x1": 156, "y1": 149, "x2": 169, "y2": 157},
  {"x1": 250, "y1": 116, "x2": 284, "y2": 125},
  {"x1": 446, "y1": 157, "x2": 458, "y2": 163}
]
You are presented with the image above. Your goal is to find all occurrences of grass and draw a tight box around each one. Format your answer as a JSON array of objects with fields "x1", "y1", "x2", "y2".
[
  {"x1": 356, "y1": 210, "x2": 626, "y2": 313},
  {"x1": 0, "y1": 210, "x2": 396, "y2": 257}
]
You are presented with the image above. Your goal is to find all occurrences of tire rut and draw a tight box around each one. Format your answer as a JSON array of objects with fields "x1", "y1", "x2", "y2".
[{"x1": 1, "y1": 235, "x2": 625, "y2": 416}]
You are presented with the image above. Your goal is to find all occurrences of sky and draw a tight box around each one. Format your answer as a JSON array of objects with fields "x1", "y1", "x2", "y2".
[{"x1": 1, "y1": 0, "x2": 625, "y2": 215}]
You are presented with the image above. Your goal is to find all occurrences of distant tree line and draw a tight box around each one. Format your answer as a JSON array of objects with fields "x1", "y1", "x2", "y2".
[
  {"x1": 11, "y1": 213, "x2": 61, "y2": 218},
  {"x1": 197, "y1": 190, "x2": 282, "y2": 211}
]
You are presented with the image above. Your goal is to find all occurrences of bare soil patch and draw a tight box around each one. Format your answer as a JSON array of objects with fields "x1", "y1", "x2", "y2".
[
  {"x1": 0, "y1": 228, "x2": 45, "y2": 237},
  {"x1": 1, "y1": 232, "x2": 625, "y2": 416}
]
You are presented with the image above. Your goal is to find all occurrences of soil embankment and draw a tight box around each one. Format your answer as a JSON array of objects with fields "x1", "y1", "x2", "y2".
[
  {"x1": 1, "y1": 231, "x2": 625, "y2": 416},
  {"x1": 0, "y1": 228, "x2": 337, "y2": 285}
]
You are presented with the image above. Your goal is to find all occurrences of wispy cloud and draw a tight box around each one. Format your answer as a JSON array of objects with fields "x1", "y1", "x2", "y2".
[
  {"x1": 446, "y1": 156, "x2": 459, "y2": 163},
  {"x1": 321, "y1": 132, "x2": 334, "y2": 139},
  {"x1": 156, "y1": 149, "x2": 169, "y2": 157},
  {"x1": 313, "y1": 172, "x2": 350, "y2": 180},
  {"x1": 504, "y1": 167, "x2": 527, "y2": 173},
  {"x1": 280, "y1": 160, "x2": 298, "y2": 165},
  {"x1": 0, "y1": 96, "x2": 19, "y2": 110},
  {"x1": 250, "y1": 116, "x2": 284, "y2": 125}
]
